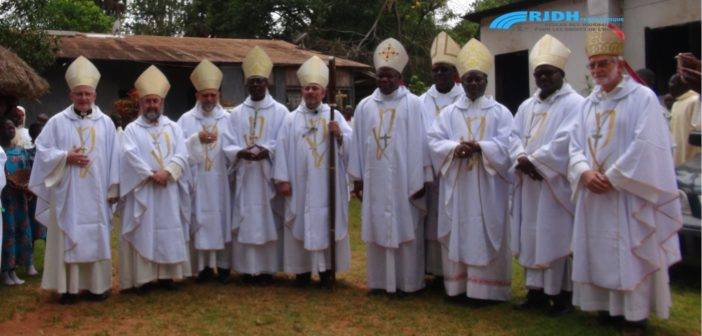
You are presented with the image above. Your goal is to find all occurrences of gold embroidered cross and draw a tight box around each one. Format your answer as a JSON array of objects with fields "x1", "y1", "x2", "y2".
[
  {"x1": 587, "y1": 109, "x2": 616, "y2": 173},
  {"x1": 202, "y1": 124, "x2": 218, "y2": 171},
  {"x1": 75, "y1": 126, "x2": 96, "y2": 178},
  {"x1": 372, "y1": 107, "x2": 397, "y2": 160},
  {"x1": 245, "y1": 110, "x2": 265, "y2": 147},
  {"x1": 378, "y1": 45, "x2": 399, "y2": 61}
]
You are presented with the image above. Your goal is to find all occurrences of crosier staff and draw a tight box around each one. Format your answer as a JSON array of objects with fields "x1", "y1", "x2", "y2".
[{"x1": 326, "y1": 57, "x2": 337, "y2": 288}]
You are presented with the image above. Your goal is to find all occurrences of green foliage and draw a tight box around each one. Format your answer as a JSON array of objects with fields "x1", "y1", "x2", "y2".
[
  {"x1": 0, "y1": 1, "x2": 55, "y2": 72},
  {"x1": 44, "y1": 0, "x2": 115, "y2": 33},
  {"x1": 127, "y1": 0, "x2": 188, "y2": 36},
  {"x1": 0, "y1": 0, "x2": 115, "y2": 71},
  {"x1": 407, "y1": 75, "x2": 428, "y2": 95}
]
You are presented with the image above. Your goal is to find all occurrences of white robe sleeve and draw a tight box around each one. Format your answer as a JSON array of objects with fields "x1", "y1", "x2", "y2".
[
  {"x1": 347, "y1": 100, "x2": 368, "y2": 181},
  {"x1": 567, "y1": 102, "x2": 593, "y2": 198},
  {"x1": 477, "y1": 105, "x2": 513, "y2": 177},
  {"x1": 119, "y1": 126, "x2": 155, "y2": 197},
  {"x1": 272, "y1": 114, "x2": 293, "y2": 183},
  {"x1": 428, "y1": 108, "x2": 460, "y2": 176},
  {"x1": 529, "y1": 95, "x2": 582, "y2": 180}
]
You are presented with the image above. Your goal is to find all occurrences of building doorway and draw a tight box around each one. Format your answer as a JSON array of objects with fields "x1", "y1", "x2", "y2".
[
  {"x1": 495, "y1": 50, "x2": 530, "y2": 114},
  {"x1": 645, "y1": 21, "x2": 701, "y2": 94}
]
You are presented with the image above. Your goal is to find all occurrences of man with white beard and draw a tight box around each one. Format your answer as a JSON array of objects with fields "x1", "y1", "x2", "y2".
[
  {"x1": 418, "y1": 32, "x2": 463, "y2": 282},
  {"x1": 348, "y1": 38, "x2": 428, "y2": 295},
  {"x1": 222, "y1": 46, "x2": 288, "y2": 285},
  {"x1": 568, "y1": 26, "x2": 681, "y2": 335},
  {"x1": 119, "y1": 65, "x2": 191, "y2": 292},
  {"x1": 427, "y1": 39, "x2": 513, "y2": 304},
  {"x1": 178, "y1": 59, "x2": 232, "y2": 283},
  {"x1": 510, "y1": 34, "x2": 583, "y2": 314},
  {"x1": 29, "y1": 56, "x2": 119, "y2": 304},
  {"x1": 273, "y1": 56, "x2": 352, "y2": 287}
]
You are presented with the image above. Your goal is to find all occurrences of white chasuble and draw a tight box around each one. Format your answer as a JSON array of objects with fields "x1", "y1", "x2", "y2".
[
  {"x1": 29, "y1": 105, "x2": 118, "y2": 294},
  {"x1": 419, "y1": 83, "x2": 463, "y2": 276},
  {"x1": 119, "y1": 115, "x2": 191, "y2": 288},
  {"x1": 509, "y1": 84, "x2": 584, "y2": 294},
  {"x1": 178, "y1": 104, "x2": 232, "y2": 270},
  {"x1": 428, "y1": 95, "x2": 513, "y2": 300},
  {"x1": 273, "y1": 103, "x2": 352, "y2": 274},
  {"x1": 222, "y1": 93, "x2": 288, "y2": 274},
  {"x1": 568, "y1": 77, "x2": 682, "y2": 320},
  {"x1": 348, "y1": 86, "x2": 427, "y2": 292}
]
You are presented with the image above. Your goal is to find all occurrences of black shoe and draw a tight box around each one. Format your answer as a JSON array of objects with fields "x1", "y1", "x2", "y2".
[
  {"x1": 623, "y1": 320, "x2": 647, "y2": 336},
  {"x1": 59, "y1": 293, "x2": 77, "y2": 305},
  {"x1": 256, "y1": 274, "x2": 274, "y2": 286},
  {"x1": 86, "y1": 291, "x2": 109, "y2": 302},
  {"x1": 319, "y1": 271, "x2": 334, "y2": 288},
  {"x1": 158, "y1": 279, "x2": 178, "y2": 291},
  {"x1": 367, "y1": 289, "x2": 386, "y2": 296},
  {"x1": 548, "y1": 291, "x2": 574, "y2": 316},
  {"x1": 294, "y1": 272, "x2": 312, "y2": 287},
  {"x1": 217, "y1": 268, "x2": 230, "y2": 284},
  {"x1": 597, "y1": 311, "x2": 624, "y2": 326},
  {"x1": 444, "y1": 294, "x2": 467, "y2": 305},
  {"x1": 515, "y1": 289, "x2": 549, "y2": 310},
  {"x1": 466, "y1": 297, "x2": 499, "y2": 308},
  {"x1": 196, "y1": 267, "x2": 214, "y2": 283},
  {"x1": 135, "y1": 282, "x2": 154, "y2": 295}
]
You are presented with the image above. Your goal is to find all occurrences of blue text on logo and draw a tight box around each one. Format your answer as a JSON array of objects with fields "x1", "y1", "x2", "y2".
[{"x1": 489, "y1": 11, "x2": 581, "y2": 29}]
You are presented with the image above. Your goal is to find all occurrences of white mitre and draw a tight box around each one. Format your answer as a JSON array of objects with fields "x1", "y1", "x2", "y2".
[
  {"x1": 431, "y1": 31, "x2": 460, "y2": 66},
  {"x1": 297, "y1": 55, "x2": 329, "y2": 87},
  {"x1": 529, "y1": 34, "x2": 571, "y2": 71},
  {"x1": 373, "y1": 38, "x2": 408, "y2": 73},
  {"x1": 242, "y1": 46, "x2": 273, "y2": 80},
  {"x1": 456, "y1": 38, "x2": 493, "y2": 77},
  {"x1": 135, "y1": 65, "x2": 171, "y2": 98},
  {"x1": 65, "y1": 56, "x2": 101, "y2": 90},
  {"x1": 190, "y1": 59, "x2": 223, "y2": 91}
]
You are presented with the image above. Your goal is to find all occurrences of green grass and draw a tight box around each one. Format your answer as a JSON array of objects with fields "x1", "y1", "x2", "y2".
[{"x1": 0, "y1": 199, "x2": 699, "y2": 335}]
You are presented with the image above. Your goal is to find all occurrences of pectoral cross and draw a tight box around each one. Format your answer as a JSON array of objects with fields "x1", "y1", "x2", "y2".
[{"x1": 380, "y1": 134, "x2": 391, "y2": 148}]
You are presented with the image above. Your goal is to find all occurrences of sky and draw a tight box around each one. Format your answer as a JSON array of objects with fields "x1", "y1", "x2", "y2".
[{"x1": 444, "y1": 0, "x2": 476, "y2": 26}]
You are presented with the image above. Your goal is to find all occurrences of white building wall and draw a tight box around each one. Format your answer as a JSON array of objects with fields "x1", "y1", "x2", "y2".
[
  {"x1": 479, "y1": 0, "x2": 591, "y2": 97},
  {"x1": 621, "y1": 0, "x2": 701, "y2": 69},
  {"x1": 477, "y1": 0, "x2": 700, "y2": 99}
]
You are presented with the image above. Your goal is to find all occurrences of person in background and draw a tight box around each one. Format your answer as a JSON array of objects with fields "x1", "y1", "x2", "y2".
[
  {"x1": 0, "y1": 118, "x2": 34, "y2": 285},
  {"x1": 10, "y1": 106, "x2": 33, "y2": 149}
]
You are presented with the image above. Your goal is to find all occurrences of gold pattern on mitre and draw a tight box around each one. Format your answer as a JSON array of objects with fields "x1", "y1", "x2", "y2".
[
  {"x1": 530, "y1": 34, "x2": 571, "y2": 71},
  {"x1": 190, "y1": 59, "x2": 223, "y2": 92},
  {"x1": 585, "y1": 27, "x2": 624, "y2": 57},
  {"x1": 242, "y1": 46, "x2": 273, "y2": 80},
  {"x1": 431, "y1": 31, "x2": 460, "y2": 66},
  {"x1": 456, "y1": 38, "x2": 493, "y2": 77},
  {"x1": 373, "y1": 38, "x2": 409, "y2": 73},
  {"x1": 135, "y1": 65, "x2": 171, "y2": 98},
  {"x1": 297, "y1": 55, "x2": 329, "y2": 88},
  {"x1": 65, "y1": 56, "x2": 101, "y2": 90}
]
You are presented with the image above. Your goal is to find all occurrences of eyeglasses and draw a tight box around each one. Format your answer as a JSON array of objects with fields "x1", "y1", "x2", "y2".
[{"x1": 587, "y1": 59, "x2": 616, "y2": 70}]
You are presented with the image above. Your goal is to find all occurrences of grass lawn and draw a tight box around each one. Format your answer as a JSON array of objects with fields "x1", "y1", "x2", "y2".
[{"x1": 0, "y1": 199, "x2": 699, "y2": 335}]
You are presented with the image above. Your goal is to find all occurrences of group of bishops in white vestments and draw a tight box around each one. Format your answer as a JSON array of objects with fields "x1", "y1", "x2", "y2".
[{"x1": 23, "y1": 23, "x2": 683, "y2": 334}]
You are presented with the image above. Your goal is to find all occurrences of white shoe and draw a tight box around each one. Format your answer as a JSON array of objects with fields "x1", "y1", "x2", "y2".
[
  {"x1": 10, "y1": 271, "x2": 25, "y2": 285},
  {"x1": 2, "y1": 271, "x2": 16, "y2": 285},
  {"x1": 27, "y1": 265, "x2": 38, "y2": 276}
]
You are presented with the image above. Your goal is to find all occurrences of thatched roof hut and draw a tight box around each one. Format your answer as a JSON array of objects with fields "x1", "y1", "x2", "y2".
[{"x1": 0, "y1": 46, "x2": 49, "y2": 100}]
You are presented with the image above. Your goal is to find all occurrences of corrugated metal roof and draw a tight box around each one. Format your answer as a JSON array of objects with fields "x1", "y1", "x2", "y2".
[{"x1": 51, "y1": 31, "x2": 370, "y2": 69}]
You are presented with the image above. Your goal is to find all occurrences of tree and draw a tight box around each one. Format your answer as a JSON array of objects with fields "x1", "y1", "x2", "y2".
[
  {"x1": 450, "y1": 0, "x2": 515, "y2": 44},
  {"x1": 43, "y1": 0, "x2": 115, "y2": 33},
  {"x1": 0, "y1": 1, "x2": 57, "y2": 72},
  {"x1": 127, "y1": 0, "x2": 188, "y2": 36}
]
